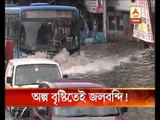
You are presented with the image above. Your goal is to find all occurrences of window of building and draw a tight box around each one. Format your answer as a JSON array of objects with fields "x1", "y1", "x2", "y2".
[
  {"x1": 108, "y1": 11, "x2": 123, "y2": 31},
  {"x1": 116, "y1": 16, "x2": 123, "y2": 30},
  {"x1": 109, "y1": 16, "x2": 116, "y2": 30},
  {"x1": 108, "y1": 11, "x2": 115, "y2": 30}
]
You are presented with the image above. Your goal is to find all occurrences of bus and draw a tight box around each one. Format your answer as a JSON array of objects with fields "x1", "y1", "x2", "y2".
[{"x1": 5, "y1": 4, "x2": 80, "y2": 60}]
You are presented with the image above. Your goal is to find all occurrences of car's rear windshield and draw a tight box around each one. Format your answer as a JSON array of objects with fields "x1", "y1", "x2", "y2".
[{"x1": 15, "y1": 64, "x2": 61, "y2": 85}]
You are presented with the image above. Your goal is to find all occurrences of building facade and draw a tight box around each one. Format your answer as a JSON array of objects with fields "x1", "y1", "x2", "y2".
[
  {"x1": 81, "y1": 0, "x2": 136, "y2": 43},
  {"x1": 106, "y1": 0, "x2": 135, "y2": 41}
]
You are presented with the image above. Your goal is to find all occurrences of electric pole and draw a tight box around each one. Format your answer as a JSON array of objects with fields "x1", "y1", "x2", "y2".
[{"x1": 103, "y1": 0, "x2": 107, "y2": 42}]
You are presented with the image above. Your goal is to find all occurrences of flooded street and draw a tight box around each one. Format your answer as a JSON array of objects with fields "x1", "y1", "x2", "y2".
[
  {"x1": 59, "y1": 41, "x2": 155, "y2": 88},
  {"x1": 56, "y1": 41, "x2": 155, "y2": 120},
  {"x1": 6, "y1": 41, "x2": 155, "y2": 120}
]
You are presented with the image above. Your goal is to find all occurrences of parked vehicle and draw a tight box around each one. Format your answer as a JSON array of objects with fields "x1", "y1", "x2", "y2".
[
  {"x1": 20, "y1": 79, "x2": 128, "y2": 120},
  {"x1": 5, "y1": 58, "x2": 67, "y2": 117}
]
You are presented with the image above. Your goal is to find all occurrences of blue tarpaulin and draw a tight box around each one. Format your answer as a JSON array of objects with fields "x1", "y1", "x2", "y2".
[{"x1": 80, "y1": 31, "x2": 104, "y2": 45}]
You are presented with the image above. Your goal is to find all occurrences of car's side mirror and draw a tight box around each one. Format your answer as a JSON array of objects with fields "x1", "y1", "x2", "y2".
[
  {"x1": 121, "y1": 107, "x2": 128, "y2": 114},
  {"x1": 63, "y1": 74, "x2": 68, "y2": 78},
  {"x1": 7, "y1": 77, "x2": 12, "y2": 84}
]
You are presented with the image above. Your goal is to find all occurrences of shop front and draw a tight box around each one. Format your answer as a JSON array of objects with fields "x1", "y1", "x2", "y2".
[{"x1": 80, "y1": 0, "x2": 104, "y2": 45}]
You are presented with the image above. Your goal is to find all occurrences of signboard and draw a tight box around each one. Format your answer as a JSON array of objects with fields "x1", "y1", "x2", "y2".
[
  {"x1": 133, "y1": 0, "x2": 154, "y2": 43},
  {"x1": 130, "y1": 6, "x2": 142, "y2": 24},
  {"x1": 22, "y1": 10, "x2": 75, "y2": 19},
  {"x1": 85, "y1": 0, "x2": 103, "y2": 13}
]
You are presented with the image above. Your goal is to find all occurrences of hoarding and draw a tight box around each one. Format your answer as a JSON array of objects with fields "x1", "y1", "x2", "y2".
[
  {"x1": 85, "y1": 0, "x2": 103, "y2": 13},
  {"x1": 130, "y1": 6, "x2": 142, "y2": 24},
  {"x1": 133, "y1": 0, "x2": 154, "y2": 43}
]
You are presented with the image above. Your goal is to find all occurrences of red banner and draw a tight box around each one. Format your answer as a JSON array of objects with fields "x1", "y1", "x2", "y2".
[{"x1": 5, "y1": 88, "x2": 155, "y2": 107}]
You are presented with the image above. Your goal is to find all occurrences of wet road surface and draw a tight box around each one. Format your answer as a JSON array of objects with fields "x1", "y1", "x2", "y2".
[{"x1": 62, "y1": 41, "x2": 155, "y2": 88}]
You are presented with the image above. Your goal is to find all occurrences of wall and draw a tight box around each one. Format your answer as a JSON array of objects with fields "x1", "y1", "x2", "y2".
[
  {"x1": 107, "y1": 12, "x2": 133, "y2": 41},
  {"x1": 106, "y1": 0, "x2": 136, "y2": 12},
  {"x1": 115, "y1": 0, "x2": 136, "y2": 12}
]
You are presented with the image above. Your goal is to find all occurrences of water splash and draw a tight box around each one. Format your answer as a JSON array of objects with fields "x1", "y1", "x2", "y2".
[
  {"x1": 61, "y1": 55, "x2": 131, "y2": 74},
  {"x1": 52, "y1": 48, "x2": 90, "y2": 72},
  {"x1": 26, "y1": 46, "x2": 154, "y2": 75},
  {"x1": 51, "y1": 48, "x2": 131, "y2": 74},
  {"x1": 28, "y1": 52, "x2": 48, "y2": 58}
]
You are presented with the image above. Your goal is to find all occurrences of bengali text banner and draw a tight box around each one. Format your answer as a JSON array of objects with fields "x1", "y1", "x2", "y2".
[{"x1": 5, "y1": 88, "x2": 155, "y2": 107}]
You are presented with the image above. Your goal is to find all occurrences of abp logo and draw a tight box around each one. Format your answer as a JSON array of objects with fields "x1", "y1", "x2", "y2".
[{"x1": 130, "y1": 6, "x2": 142, "y2": 24}]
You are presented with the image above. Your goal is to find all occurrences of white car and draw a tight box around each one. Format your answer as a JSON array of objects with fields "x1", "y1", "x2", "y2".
[{"x1": 5, "y1": 58, "x2": 66, "y2": 117}]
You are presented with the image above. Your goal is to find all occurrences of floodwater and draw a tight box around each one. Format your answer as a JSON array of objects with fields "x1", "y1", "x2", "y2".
[
  {"x1": 54, "y1": 41, "x2": 155, "y2": 88},
  {"x1": 5, "y1": 41, "x2": 155, "y2": 120}
]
